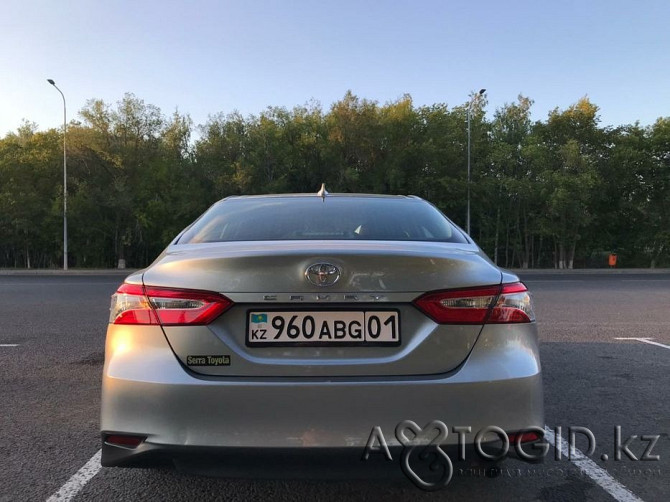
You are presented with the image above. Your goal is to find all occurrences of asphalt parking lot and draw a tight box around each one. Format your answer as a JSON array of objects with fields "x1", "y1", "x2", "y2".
[{"x1": 0, "y1": 270, "x2": 668, "y2": 501}]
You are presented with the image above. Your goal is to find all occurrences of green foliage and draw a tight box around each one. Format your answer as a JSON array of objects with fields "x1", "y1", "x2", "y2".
[{"x1": 0, "y1": 92, "x2": 668, "y2": 269}]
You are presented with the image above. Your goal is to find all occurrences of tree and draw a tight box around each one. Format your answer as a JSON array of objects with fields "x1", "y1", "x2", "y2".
[
  {"x1": 484, "y1": 96, "x2": 536, "y2": 267},
  {"x1": 0, "y1": 128, "x2": 62, "y2": 267},
  {"x1": 528, "y1": 98, "x2": 603, "y2": 268},
  {"x1": 641, "y1": 118, "x2": 670, "y2": 267},
  {"x1": 1, "y1": 91, "x2": 668, "y2": 269}
]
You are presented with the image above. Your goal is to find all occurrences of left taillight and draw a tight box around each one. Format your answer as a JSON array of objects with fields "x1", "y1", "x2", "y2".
[{"x1": 109, "y1": 283, "x2": 232, "y2": 326}]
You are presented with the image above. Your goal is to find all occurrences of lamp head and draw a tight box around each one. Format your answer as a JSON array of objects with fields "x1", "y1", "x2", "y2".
[{"x1": 47, "y1": 79, "x2": 55, "y2": 85}]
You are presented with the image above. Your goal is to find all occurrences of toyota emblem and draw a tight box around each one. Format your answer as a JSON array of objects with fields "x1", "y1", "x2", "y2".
[{"x1": 305, "y1": 263, "x2": 341, "y2": 287}]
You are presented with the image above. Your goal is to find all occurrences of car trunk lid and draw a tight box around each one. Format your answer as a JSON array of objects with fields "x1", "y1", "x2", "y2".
[{"x1": 144, "y1": 241, "x2": 502, "y2": 377}]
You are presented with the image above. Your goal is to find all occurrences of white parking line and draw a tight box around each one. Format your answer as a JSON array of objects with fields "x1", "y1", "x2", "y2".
[
  {"x1": 46, "y1": 449, "x2": 101, "y2": 502},
  {"x1": 544, "y1": 427, "x2": 644, "y2": 502},
  {"x1": 0, "y1": 344, "x2": 19, "y2": 347},
  {"x1": 614, "y1": 337, "x2": 670, "y2": 350}
]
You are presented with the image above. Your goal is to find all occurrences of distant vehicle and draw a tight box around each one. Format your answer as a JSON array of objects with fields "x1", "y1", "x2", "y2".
[{"x1": 101, "y1": 190, "x2": 543, "y2": 479}]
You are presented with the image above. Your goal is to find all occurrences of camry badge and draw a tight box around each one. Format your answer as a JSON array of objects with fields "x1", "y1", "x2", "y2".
[{"x1": 305, "y1": 263, "x2": 341, "y2": 287}]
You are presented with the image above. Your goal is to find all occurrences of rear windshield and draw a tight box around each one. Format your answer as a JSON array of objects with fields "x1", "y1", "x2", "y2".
[{"x1": 178, "y1": 196, "x2": 468, "y2": 244}]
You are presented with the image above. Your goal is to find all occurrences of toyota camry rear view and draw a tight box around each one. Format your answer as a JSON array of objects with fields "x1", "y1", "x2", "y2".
[{"x1": 101, "y1": 192, "x2": 544, "y2": 479}]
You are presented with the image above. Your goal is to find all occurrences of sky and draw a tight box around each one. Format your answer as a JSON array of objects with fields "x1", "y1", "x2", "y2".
[{"x1": 1, "y1": 0, "x2": 669, "y2": 137}]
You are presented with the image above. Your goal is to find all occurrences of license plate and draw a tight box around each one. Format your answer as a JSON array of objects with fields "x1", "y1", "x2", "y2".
[{"x1": 247, "y1": 311, "x2": 400, "y2": 346}]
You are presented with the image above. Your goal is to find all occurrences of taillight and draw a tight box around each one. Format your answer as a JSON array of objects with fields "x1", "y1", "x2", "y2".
[
  {"x1": 413, "y1": 282, "x2": 534, "y2": 324},
  {"x1": 109, "y1": 283, "x2": 232, "y2": 325},
  {"x1": 488, "y1": 282, "x2": 535, "y2": 323}
]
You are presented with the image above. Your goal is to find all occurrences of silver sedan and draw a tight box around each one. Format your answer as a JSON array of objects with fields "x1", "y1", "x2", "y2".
[{"x1": 101, "y1": 192, "x2": 543, "y2": 484}]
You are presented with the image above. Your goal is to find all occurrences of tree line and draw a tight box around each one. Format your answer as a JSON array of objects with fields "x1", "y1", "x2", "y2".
[{"x1": 1, "y1": 91, "x2": 668, "y2": 269}]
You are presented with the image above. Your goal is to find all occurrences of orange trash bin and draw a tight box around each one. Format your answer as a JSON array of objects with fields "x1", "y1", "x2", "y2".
[{"x1": 608, "y1": 253, "x2": 617, "y2": 268}]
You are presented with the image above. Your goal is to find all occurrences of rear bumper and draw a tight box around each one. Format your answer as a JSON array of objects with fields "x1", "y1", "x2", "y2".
[
  {"x1": 101, "y1": 323, "x2": 544, "y2": 470},
  {"x1": 101, "y1": 442, "x2": 544, "y2": 479}
]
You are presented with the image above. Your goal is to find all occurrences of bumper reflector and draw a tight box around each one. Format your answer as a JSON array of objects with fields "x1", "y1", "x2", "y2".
[
  {"x1": 104, "y1": 434, "x2": 146, "y2": 449},
  {"x1": 508, "y1": 431, "x2": 543, "y2": 444}
]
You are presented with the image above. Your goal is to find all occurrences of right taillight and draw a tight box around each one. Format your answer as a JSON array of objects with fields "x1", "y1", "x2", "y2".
[
  {"x1": 488, "y1": 282, "x2": 535, "y2": 323},
  {"x1": 414, "y1": 282, "x2": 534, "y2": 324}
]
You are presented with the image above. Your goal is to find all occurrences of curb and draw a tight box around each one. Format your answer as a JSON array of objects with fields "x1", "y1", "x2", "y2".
[
  {"x1": 0, "y1": 269, "x2": 139, "y2": 276},
  {"x1": 508, "y1": 268, "x2": 670, "y2": 275}
]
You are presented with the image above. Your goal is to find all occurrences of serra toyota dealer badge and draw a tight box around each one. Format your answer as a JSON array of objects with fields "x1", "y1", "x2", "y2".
[{"x1": 186, "y1": 355, "x2": 231, "y2": 366}]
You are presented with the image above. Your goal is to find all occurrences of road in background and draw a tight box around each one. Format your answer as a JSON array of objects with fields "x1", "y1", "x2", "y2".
[{"x1": 0, "y1": 272, "x2": 667, "y2": 501}]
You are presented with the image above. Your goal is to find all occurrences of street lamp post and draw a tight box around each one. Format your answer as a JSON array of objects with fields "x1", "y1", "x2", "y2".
[
  {"x1": 47, "y1": 79, "x2": 68, "y2": 270},
  {"x1": 467, "y1": 88, "x2": 486, "y2": 235}
]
